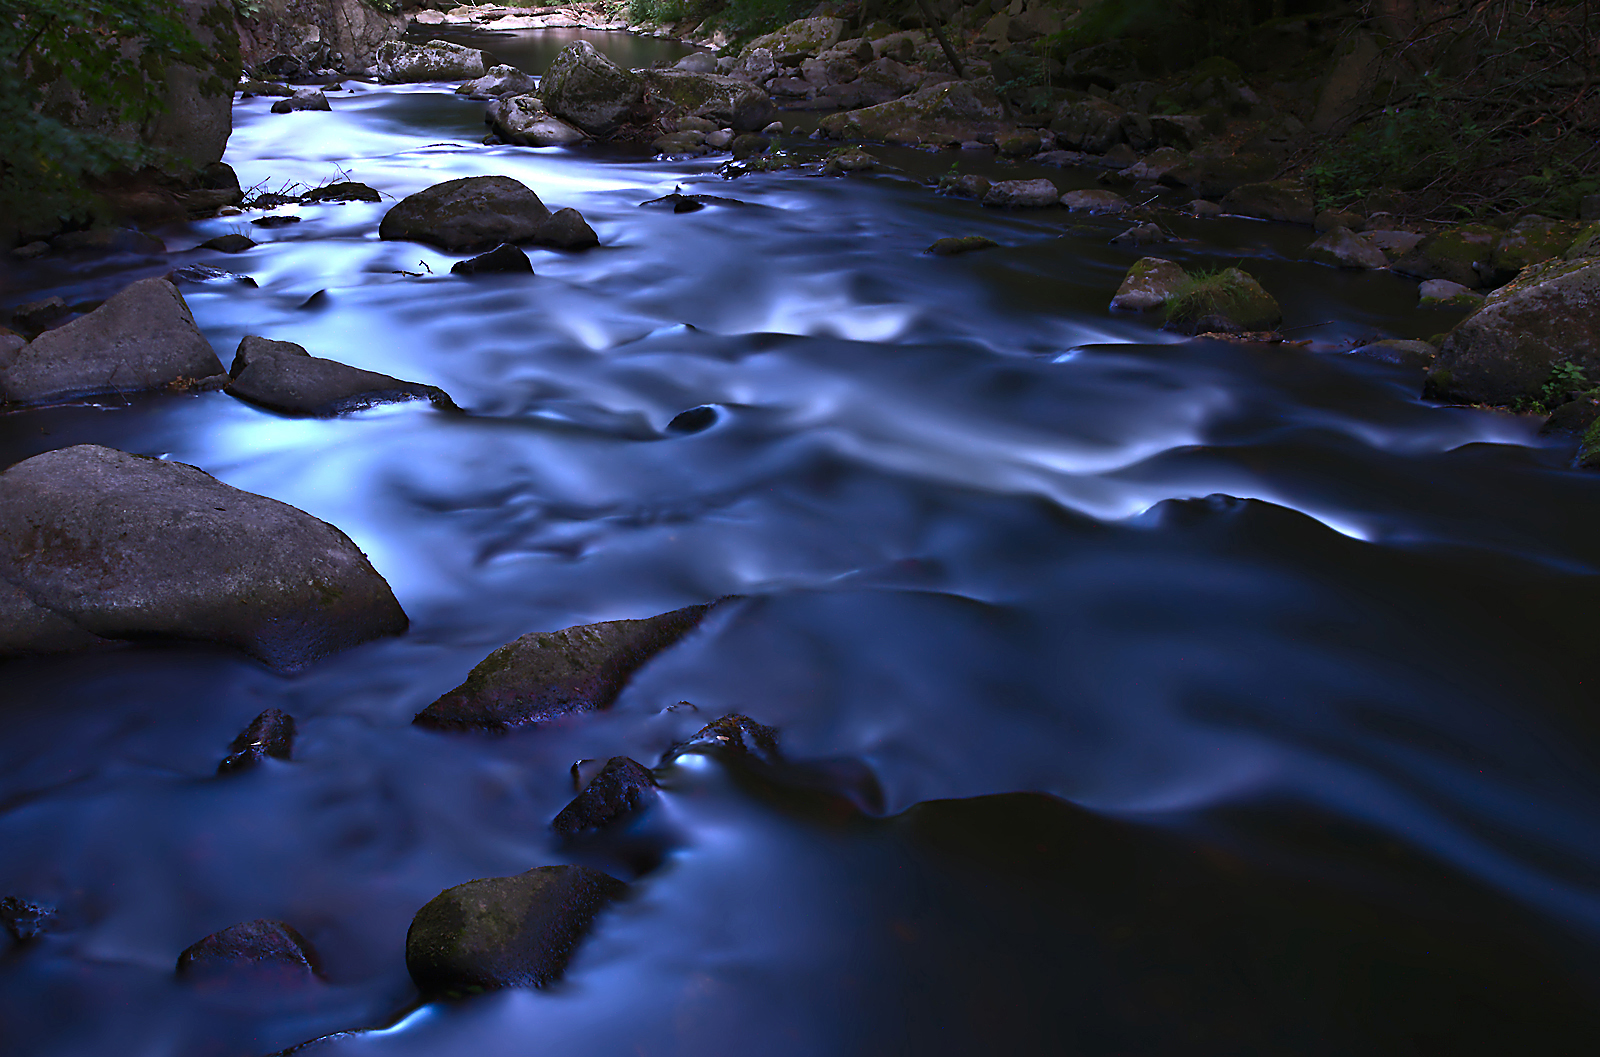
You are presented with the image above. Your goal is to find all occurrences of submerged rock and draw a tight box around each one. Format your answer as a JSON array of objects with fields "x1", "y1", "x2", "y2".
[
  {"x1": 406, "y1": 866, "x2": 627, "y2": 996},
  {"x1": 380, "y1": 176, "x2": 594, "y2": 253},
  {"x1": 377, "y1": 39, "x2": 487, "y2": 83},
  {"x1": 1, "y1": 896, "x2": 56, "y2": 942},
  {"x1": 457, "y1": 64, "x2": 538, "y2": 100},
  {"x1": 1426, "y1": 257, "x2": 1600, "y2": 405},
  {"x1": 226, "y1": 335, "x2": 456, "y2": 416},
  {"x1": 487, "y1": 95, "x2": 587, "y2": 147},
  {"x1": 661, "y1": 713, "x2": 781, "y2": 767},
  {"x1": 927, "y1": 236, "x2": 998, "y2": 256},
  {"x1": 0, "y1": 445, "x2": 408, "y2": 669},
  {"x1": 218, "y1": 708, "x2": 297, "y2": 774},
  {"x1": 0, "y1": 278, "x2": 224, "y2": 406},
  {"x1": 551, "y1": 757, "x2": 660, "y2": 838},
  {"x1": 414, "y1": 602, "x2": 716, "y2": 733},
  {"x1": 1110, "y1": 257, "x2": 1187, "y2": 312},
  {"x1": 199, "y1": 233, "x2": 256, "y2": 253},
  {"x1": 176, "y1": 920, "x2": 321, "y2": 984}
]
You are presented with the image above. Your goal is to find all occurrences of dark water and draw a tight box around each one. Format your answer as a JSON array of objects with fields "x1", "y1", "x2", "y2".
[{"x1": 3, "y1": 30, "x2": 1600, "y2": 1057}]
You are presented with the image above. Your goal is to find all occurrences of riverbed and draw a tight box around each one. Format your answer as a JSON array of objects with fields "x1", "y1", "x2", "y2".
[{"x1": 2, "y1": 27, "x2": 1599, "y2": 1057}]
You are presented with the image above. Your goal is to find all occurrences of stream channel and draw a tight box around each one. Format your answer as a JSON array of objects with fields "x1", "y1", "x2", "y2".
[{"x1": 3, "y1": 26, "x2": 1600, "y2": 1057}]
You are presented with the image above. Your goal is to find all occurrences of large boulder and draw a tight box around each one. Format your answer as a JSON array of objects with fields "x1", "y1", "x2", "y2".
[
  {"x1": 1219, "y1": 180, "x2": 1315, "y2": 225},
  {"x1": 1425, "y1": 257, "x2": 1600, "y2": 405},
  {"x1": 1160, "y1": 150, "x2": 1277, "y2": 198},
  {"x1": 1307, "y1": 227, "x2": 1387, "y2": 269},
  {"x1": 1163, "y1": 267, "x2": 1282, "y2": 334},
  {"x1": 638, "y1": 70, "x2": 774, "y2": 132},
  {"x1": 379, "y1": 176, "x2": 595, "y2": 253},
  {"x1": 1050, "y1": 97, "x2": 1126, "y2": 154},
  {"x1": 413, "y1": 602, "x2": 715, "y2": 733},
  {"x1": 1110, "y1": 258, "x2": 1188, "y2": 312},
  {"x1": 376, "y1": 39, "x2": 487, "y2": 83},
  {"x1": 457, "y1": 64, "x2": 538, "y2": 100},
  {"x1": 406, "y1": 866, "x2": 627, "y2": 996},
  {"x1": 0, "y1": 278, "x2": 224, "y2": 406},
  {"x1": 1393, "y1": 223, "x2": 1499, "y2": 289},
  {"x1": 1489, "y1": 215, "x2": 1577, "y2": 280},
  {"x1": 743, "y1": 17, "x2": 845, "y2": 62},
  {"x1": 539, "y1": 41, "x2": 645, "y2": 138},
  {"x1": 225, "y1": 335, "x2": 456, "y2": 416},
  {"x1": 819, "y1": 81, "x2": 1006, "y2": 144},
  {"x1": 487, "y1": 95, "x2": 587, "y2": 146},
  {"x1": 236, "y1": 0, "x2": 406, "y2": 72},
  {"x1": 0, "y1": 445, "x2": 408, "y2": 669}
]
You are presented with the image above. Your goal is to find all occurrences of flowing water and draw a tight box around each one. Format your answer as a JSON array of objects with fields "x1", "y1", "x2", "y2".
[{"x1": 3, "y1": 28, "x2": 1600, "y2": 1057}]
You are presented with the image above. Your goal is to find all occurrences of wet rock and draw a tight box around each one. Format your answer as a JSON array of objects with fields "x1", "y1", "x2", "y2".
[
  {"x1": 1033, "y1": 149, "x2": 1087, "y2": 168},
  {"x1": 539, "y1": 41, "x2": 645, "y2": 138},
  {"x1": 406, "y1": 866, "x2": 627, "y2": 996},
  {"x1": 0, "y1": 278, "x2": 223, "y2": 406},
  {"x1": 1565, "y1": 221, "x2": 1600, "y2": 261},
  {"x1": 661, "y1": 713, "x2": 781, "y2": 767},
  {"x1": 376, "y1": 39, "x2": 486, "y2": 83},
  {"x1": 819, "y1": 81, "x2": 1006, "y2": 144},
  {"x1": 0, "y1": 444, "x2": 408, "y2": 668},
  {"x1": 1426, "y1": 258, "x2": 1600, "y2": 405},
  {"x1": 731, "y1": 133, "x2": 770, "y2": 160},
  {"x1": 1219, "y1": 180, "x2": 1314, "y2": 225},
  {"x1": 1110, "y1": 257, "x2": 1186, "y2": 312},
  {"x1": 983, "y1": 179, "x2": 1060, "y2": 208},
  {"x1": 1186, "y1": 199, "x2": 1223, "y2": 217},
  {"x1": 1308, "y1": 227, "x2": 1387, "y2": 270},
  {"x1": 1418, "y1": 279, "x2": 1484, "y2": 308},
  {"x1": 551, "y1": 757, "x2": 660, "y2": 838},
  {"x1": 1394, "y1": 224, "x2": 1499, "y2": 289},
  {"x1": 744, "y1": 17, "x2": 845, "y2": 63},
  {"x1": 1348, "y1": 339, "x2": 1437, "y2": 370},
  {"x1": 1050, "y1": 97, "x2": 1126, "y2": 154},
  {"x1": 1544, "y1": 396, "x2": 1600, "y2": 437},
  {"x1": 226, "y1": 334, "x2": 455, "y2": 416},
  {"x1": 1163, "y1": 267, "x2": 1282, "y2": 335},
  {"x1": 1490, "y1": 216, "x2": 1575, "y2": 280},
  {"x1": 173, "y1": 263, "x2": 257, "y2": 288},
  {"x1": 822, "y1": 147, "x2": 880, "y2": 175},
  {"x1": 1, "y1": 896, "x2": 55, "y2": 942},
  {"x1": 674, "y1": 52, "x2": 718, "y2": 74},
  {"x1": 928, "y1": 236, "x2": 998, "y2": 256},
  {"x1": 176, "y1": 920, "x2": 321, "y2": 984},
  {"x1": 488, "y1": 95, "x2": 588, "y2": 147},
  {"x1": 218, "y1": 708, "x2": 296, "y2": 774},
  {"x1": 199, "y1": 233, "x2": 256, "y2": 253},
  {"x1": 651, "y1": 131, "x2": 707, "y2": 156},
  {"x1": 639, "y1": 70, "x2": 774, "y2": 133},
  {"x1": 1119, "y1": 146, "x2": 1185, "y2": 182},
  {"x1": 1160, "y1": 151, "x2": 1277, "y2": 198},
  {"x1": 1110, "y1": 222, "x2": 1167, "y2": 246},
  {"x1": 451, "y1": 243, "x2": 534, "y2": 276},
  {"x1": 239, "y1": 79, "x2": 295, "y2": 97},
  {"x1": 938, "y1": 173, "x2": 991, "y2": 199},
  {"x1": 301, "y1": 181, "x2": 381, "y2": 204},
  {"x1": 252, "y1": 214, "x2": 301, "y2": 228},
  {"x1": 1364, "y1": 229, "x2": 1424, "y2": 259},
  {"x1": 666, "y1": 405, "x2": 718, "y2": 432},
  {"x1": 270, "y1": 89, "x2": 330, "y2": 113},
  {"x1": 456, "y1": 64, "x2": 538, "y2": 100},
  {"x1": 413, "y1": 602, "x2": 715, "y2": 733},
  {"x1": 1060, "y1": 189, "x2": 1127, "y2": 214},
  {"x1": 380, "y1": 176, "x2": 593, "y2": 253}
]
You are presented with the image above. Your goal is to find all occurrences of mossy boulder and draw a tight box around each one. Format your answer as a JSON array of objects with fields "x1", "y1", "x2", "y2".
[
  {"x1": 1160, "y1": 151, "x2": 1277, "y2": 198},
  {"x1": 539, "y1": 41, "x2": 645, "y2": 138},
  {"x1": 1219, "y1": 180, "x2": 1315, "y2": 225},
  {"x1": 1426, "y1": 257, "x2": 1600, "y2": 405},
  {"x1": 1579, "y1": 415, "x2": 1600, "y2": 468},
  {"x1": 413, "y1": 603, "x2": 715, "y2": 732},
  {"x1": 639, "y1": 70, "x2": 773, "y2": 132},
  {"x1": 1565, "y1": 221, "x2": 1600, "y2": 261},
  {"x1": 1163, "y1": 267, "x2": 1282, "y2": 334},
  {"x1": 487, "y1": 95, "x2": 587, "y2": 147},
  {"x1": 406, "y1": 866, "x2": 627, "y2": 996},
  {"x1": 820, "y1": 81, "x2": 1005, "y2": 144},
  {"x1": 1050, "y1": 97, "x2": 1126, "y2": 154},
  {"x1": 1394, "y1": 223, "x2": 1500, "y2": 289},
  {"x1": 1417, "y1": 279, "x2": 1484, "y2": 309},
  {"x1": 743, "y1": 17, "x2": 845, "y2": 62},
  {"x1": 1110, "y1": 257, "x2": 1188, "y2": 312},
  {"x1": 927, "y1": 236, "x2": 998, "y2": 256},
  {"x1": 376, "y1": 39, "x2": 487, "y2": 83},
  {"x1": 1491, "y1": 216, "x2": 1579, "y2": 280}
]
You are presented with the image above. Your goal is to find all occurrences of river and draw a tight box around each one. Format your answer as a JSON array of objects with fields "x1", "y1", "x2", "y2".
[{"x1": 2, "y1": 27, "x2": 1599, "y2": 1057}]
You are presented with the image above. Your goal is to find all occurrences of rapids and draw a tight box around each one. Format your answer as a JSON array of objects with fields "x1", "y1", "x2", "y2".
[{"x1": 2, "y1": 27, "x2": 1599, "y2": 1057}]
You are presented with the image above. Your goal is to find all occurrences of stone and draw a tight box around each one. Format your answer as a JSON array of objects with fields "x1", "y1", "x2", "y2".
[
  {"x1": 0, "y1": 279, "x2": 223, "y2": 406},
  {"x1": 376, "y1": 39, "x2": 486, "y2": 83},
  {"x1": 1316, "y1": 208, "x2": 1365, "y2": 233},
  {"x1": 1583, "y1": 195, "x2": 1600, "y2": 223},
  {"x1": 251, "y1": 214, "x2": 300, "y2": 228},
  {"x1": 939, "y1": 173, "x2": 991, "y2": 199},
  {"x1": 1160, "y1": 151, "x2": 1277, "y2": 198},
  {"x1": 1426, "y1": 258, "x2": 1600, "y2": 405},
  {"x1": 7, "y1": 297, "x2": 69, "y2": 335},
  {"x1": 225, "y1": 334, "x2": 456, "y2": 416},
  {"x1": 705, "y1": 129, "x2": 734, "y2": 149},
  {"x1": 1490, "y1": 216, "x2": 1576, "y2": 280},
  {"x1": 218, "y1": 708, "x2": 296, "y2": 774},
  {"x1": 1, "y1": 897, "x2": 55, "y2": 942},
  {"x1": 731, "y1": 133, "x2": 770, "y2": 160},
  {"x1": 407, "y1": 866, "x2": 626, "y2": 996},
  {"x1": 819, "y1": 81, "x2": 1006, "y2": 144},
  {"x1": 1565, "y1": 221, "x2": 1600, "y2": 261},
  {"x1": 456, "y1": 64, "x2": 538, "y2": 100},
  {"x1": 380, "y1": 176, "x2": 587, "y2": 253},
  {"x1": 237, "y1": 0, "x2": 405, "y2": 72},
  {"x1": 928, "y1": 236, "x2": 999, "y2": 256},
  {"x1": 652, "y1": 131, "x2": 708, "y2": 156},
  {"x1": 452, "y1": 243, "x2": 534, "y2": 276},
  {"x1": 296, "y1": 182, "x2": 374, "y2": 205},
  {"x1": 1033, "y1": 149, "x2": 1086, "y2": 168},
  {"x1": 856, "y1": 57, "x2": 922, "y2": 99},
  {"x1": 1417, "y1": 279, "x2": 1484, "y2": 308},
  {"x1": 1163, "y1": 267, "x2": 1282, "y2": 334},
  {"x1": 666, "y1": 406, "x2": 718, "y2": 432},
  {"x1": 730, "y1": 47, "x2": 776, "y2": 85},
  {"x1": 1110, "y1": 257, "x2": 1187, "y2": 312},
  {"x1": 1111, "y1": 222, "x2": 1167, "y2": 246},
  {"x1": 1060, "y1": 189, "x2": 1127, "y2": 214},
  {"x1": 1119, "y1": 146, "x2": 1185, "y2": 182},
  {"x1": 1185, "y1": 199, "x2": 1223, "y2": 217},
  {"x1": 11, "y1": 242, "x2": 49, "y2": 260},
  {"x1": 270, "y1": 89, "x2": 330, "y2": 113},
  {"x1": 983, "y1": 179, "x2": 1060, "y2": 208},
  {"x1": 822, "y1": 147, "x2": 880, "y2": 175},
  {"x1": 1220, "y1": 180, "x2": 1315, "y2": 225},
  {"x1": 660, "y1": 713, "x2": 780, "y2": 767},
  {"x1": 551, "y1": 757, "x2": 660, "y2": 838},
  {"x1": 535, "y1": 208, "x2": 599, "y2": 250},
  {"x1": 1348, "y1": 339, "x2": 1437, "y2": 370},
  {"x1": 0, "y1": 445, "x2": 408, "y2": 669},
  {"x1": 1307, "y1": 227, "x2": 1387, "y2": 270},
  {"x1": 176, "y1": 920, "x2": 320, "y2": 983},
  {"x1": 1149, "y1": 114, "x2": 1206, "y2": 151},
  {"x1": 539, "y1": 41, "x2": 645, "y2": 138},
  {"x1": 674, "y1": 52, "x2": 718, "y2": 74},
  {"x1": 488, "y1": 95, "x2": 588, "y2": 147},
  {"x1": 1050, "y1": 97, "x2": 1126, "y2": 154},
  {"x1": 1393, "y1": 223, "x2": 1499, "y2": 289},
  {"x1": 200, "y1": 233, "x2": 256, "y2": 253},
  {"x1": 995, "y1": 129, "x2": 1042, "y2": 157},
  {"x1": 1364, "y1": 229, "x2": 1424, "y2": 258},
  {"x1": 1545, "y1": 396, "x2": 1600, "y2": 438},
  {"x1": 743, "y1": 17, "x2": 845, "y2": 62},
  {"x1": 413, "y1": 603, "x2": 716, "y2": 733},
  {"x1": 639, "y1": 70, "x2": 774, "y2": 133}
]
